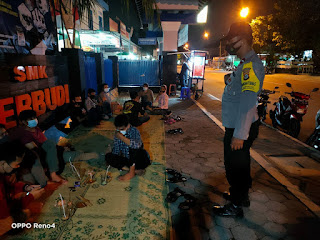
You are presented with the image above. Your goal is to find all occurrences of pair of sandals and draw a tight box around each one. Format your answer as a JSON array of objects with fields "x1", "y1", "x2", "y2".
[
  {"x1": 166, "y1": 168, "x2": 187, "y2": 183},
  {"x1": 166, "y1": 187, "x2": 197, "y2": 210},
  {"x1": 161, "y1": 115, "x2": 182, "y2": 121},
  {"x1": 166, "y1": 128, "x2": 184, "y2": 135}
]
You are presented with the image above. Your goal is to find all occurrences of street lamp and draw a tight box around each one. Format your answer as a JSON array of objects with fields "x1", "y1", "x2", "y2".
[
  {"x1": 240, "y1": 7, "x2": 249, "y2": 18},
  {"x1": 204, "y1": 31, "x2": 209, "y2": 39}
]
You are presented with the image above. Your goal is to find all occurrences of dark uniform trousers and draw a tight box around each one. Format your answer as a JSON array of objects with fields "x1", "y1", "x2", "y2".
[{"x1": 224, "y1": 120, "x2": 260, "y2": 206}]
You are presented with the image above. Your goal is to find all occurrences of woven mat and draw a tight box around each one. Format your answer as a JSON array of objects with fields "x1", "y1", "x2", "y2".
[{"x1": 8, "y1": 116, "x2": 170, "y2": 240}]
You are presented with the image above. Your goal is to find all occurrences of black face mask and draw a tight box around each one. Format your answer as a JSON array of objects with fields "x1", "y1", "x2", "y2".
[
  {"x1": 225, "y1": 40, "x2": 241, "y2": 55},
  {"x1": 89, "y1": 95, "x2": 96, "y2": 100}
]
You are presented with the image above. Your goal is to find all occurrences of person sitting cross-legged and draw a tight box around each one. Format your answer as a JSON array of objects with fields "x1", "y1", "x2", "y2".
[
  {"x1": 123, "y1": 91, "x2": 150, "y2": 127},
  {"x1": 105, "y1": 114, "x2": 151, "y2": 181}
]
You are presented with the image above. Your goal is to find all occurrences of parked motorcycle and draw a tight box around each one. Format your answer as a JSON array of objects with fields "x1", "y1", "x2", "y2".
[
  {"x1": 306, "y1": 109, "x2": 320, "y2": 150},
  {"x1": 270, "y1": 83, "x2": 319, "y2": 137},
  {"x1": 258, "y1": 86, "x2": 279, "y2": 121}
]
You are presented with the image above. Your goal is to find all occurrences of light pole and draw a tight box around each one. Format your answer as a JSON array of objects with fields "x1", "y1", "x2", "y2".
[{"x1": 240, "y1": 7, "x2": 249, "y2": 18}]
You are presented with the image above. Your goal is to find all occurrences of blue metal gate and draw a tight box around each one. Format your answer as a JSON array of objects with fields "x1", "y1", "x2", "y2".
[
  {"x1": 118, "y1": 60, "x2": 160, "y2": 86},
  {"x1": 84, "y1": 57, "x2": 97, "y2": 94},
  {"x1": 104, "y1": 59, "x2": 113, "y2": 87}
]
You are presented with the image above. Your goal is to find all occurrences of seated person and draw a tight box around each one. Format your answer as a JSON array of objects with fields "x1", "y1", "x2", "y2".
[
  {"x1": 0, "y1": 124, "x2": 48, "y2": 188},
  {"x1": 151, "y1": 85, "x2": 171, "y2": 116},
  {"x1": 105, "y1": 114, "x2": 151, "y2": 181},
  {"x1": 0, "y1": 143, "x2": 44, "y2": 236},
  {"x1": 70, "y1": 95, "x2": 88, "y2": 129},
  {"x1": 98, "y1": 84, "x2": 113, "y2": 119},
  {"x1": 138, "y1": 83, "x2": 154, "y2": 110},
  {"x1": 18, "y1": 110, "x2": 67, "y2": 184},
  {"x1": 123, "y1": 91, "x2": 150, "y2": 127},
  {"x1": 85, "y1": 88, "x2": 104, "y2": 126}
]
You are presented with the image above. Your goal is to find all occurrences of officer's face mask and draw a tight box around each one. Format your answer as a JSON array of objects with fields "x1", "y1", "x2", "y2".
[
  {"x1": 225, "y1": 39, "x2": 242, "y2": 55},
  {"x1": 27, "y1": 118, "x2": 38, "y2": 128}
]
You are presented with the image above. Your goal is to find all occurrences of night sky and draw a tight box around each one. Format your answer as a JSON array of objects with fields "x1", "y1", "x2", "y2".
[{"x1": 189, "y1": 0, "x2": 275, "y2": 55}]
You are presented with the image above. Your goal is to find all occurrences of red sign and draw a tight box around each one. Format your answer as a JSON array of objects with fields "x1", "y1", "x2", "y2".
[
  {"x1": 120, "y1": 21, "x2": 129, "y2": 39},
  {"x1": 109, "y1": 18, "x2": 118, "y2": 32},
  {"x1": 0, "y1": 65, "x2": 70, "y2": 128}
]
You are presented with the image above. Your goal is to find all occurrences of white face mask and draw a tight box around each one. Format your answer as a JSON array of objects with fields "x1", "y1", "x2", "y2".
[
  {"x1": 143, "y1": 87, "x2": 148, "y2": 91},
  {"x1": 104, "y1": 88, "x2": 110, "y2": 93},
  {"x1": 120, "y1": 130, "x2": 126, "y2": 135}
]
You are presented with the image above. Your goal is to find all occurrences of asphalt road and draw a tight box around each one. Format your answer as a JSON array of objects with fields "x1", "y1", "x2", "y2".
[{"x1": 203, "y1": 68, "x2": 320, "y2": 142}]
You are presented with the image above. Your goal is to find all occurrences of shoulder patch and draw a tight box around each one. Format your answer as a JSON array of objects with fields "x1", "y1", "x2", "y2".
[{"x1": 241, "y1": 62, "x2": 260, "y2": 93}]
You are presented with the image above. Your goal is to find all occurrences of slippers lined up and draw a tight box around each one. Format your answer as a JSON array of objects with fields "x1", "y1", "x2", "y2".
[{"x1": 165, "y1": 168, "x2": 197, "y2": 210}]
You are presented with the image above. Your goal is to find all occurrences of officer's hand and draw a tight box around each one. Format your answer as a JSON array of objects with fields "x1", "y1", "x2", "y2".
[
  {"x1": 231, "y1": 137, "x2": 244, "y2": 151},
  {"x1": 224, "y1": 73, "x2": 231, "y2": 85}
]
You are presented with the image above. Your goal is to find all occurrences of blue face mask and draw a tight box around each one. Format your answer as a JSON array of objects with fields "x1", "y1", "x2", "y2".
[
  {"x1": 27, "y1": 119, "x2": 38, "y2": 128},
  {"x1": 120, "y1": 130, "x2": 126, "y2": 135}
]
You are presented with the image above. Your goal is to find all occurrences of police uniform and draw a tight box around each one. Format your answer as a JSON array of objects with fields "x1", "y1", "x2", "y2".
[{"x1": 222, "y1": 50, "x2": 265, "y2": 206}]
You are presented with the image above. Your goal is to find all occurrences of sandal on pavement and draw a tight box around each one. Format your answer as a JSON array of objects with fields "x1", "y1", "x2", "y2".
[
  {"x1": 178, "y1": 194, "x2": 197, "y2": 210},
  {"x1": 166, "y1": 168, "x2": 180, "y2": 176},
  {"x1": 166, "y1": 128, "x2": 184, "y2": 134},
  {"x1": 167, "y1": 174, "x2": 187, "y2": 183},
  {"x1": 166, "y1": 187, "x2": 185, "y2": 203}
]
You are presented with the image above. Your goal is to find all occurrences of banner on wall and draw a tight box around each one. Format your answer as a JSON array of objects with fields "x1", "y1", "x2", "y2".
[{"x1": 0, "y1": 0, "x2": 56, "y2": 55}]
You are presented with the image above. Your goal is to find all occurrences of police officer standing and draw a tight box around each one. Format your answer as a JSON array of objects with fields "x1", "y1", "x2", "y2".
[{"x1": 212, "y1": 22, "x2": 265, "y2": 218}]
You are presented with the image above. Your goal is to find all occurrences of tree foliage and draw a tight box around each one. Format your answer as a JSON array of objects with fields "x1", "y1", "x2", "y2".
[{"x1": 251, "y1": 0, "x2": 320, "y2": 72}]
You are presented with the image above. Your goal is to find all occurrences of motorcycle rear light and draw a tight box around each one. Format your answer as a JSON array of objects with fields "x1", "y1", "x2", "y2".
[{"x1": 297, "y1": 108, "x2": 306, "y2": 114}]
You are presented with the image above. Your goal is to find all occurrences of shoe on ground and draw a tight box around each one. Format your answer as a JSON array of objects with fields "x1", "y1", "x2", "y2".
[
  {"x1": 212, "y1": 202, "x2": 244, "y2": 218},
  {"x1": 223, "y1": 192, "x2": 250, "y2": 207}
]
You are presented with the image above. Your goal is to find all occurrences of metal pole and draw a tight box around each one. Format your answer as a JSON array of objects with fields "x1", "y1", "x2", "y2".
[{"x1": 219, "y1": 40, "x2": 221, "y2": 69}]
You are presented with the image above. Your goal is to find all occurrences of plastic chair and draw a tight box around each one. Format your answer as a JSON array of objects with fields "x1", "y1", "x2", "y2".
[
  {"x1": 168, "y1": 84, "x2": 177, "y2": 96},
  {"x1": 180, "y1": 87, "x2": 190, "y2": 100}
]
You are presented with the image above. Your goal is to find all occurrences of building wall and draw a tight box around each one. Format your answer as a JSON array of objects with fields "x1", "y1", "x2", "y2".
[{"x1": 80, "y1": 2, "x2": 105, "y2": 30}]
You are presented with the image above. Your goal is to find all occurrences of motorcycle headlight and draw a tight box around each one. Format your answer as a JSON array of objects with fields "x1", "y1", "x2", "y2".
[{"x1": 297, "y1": 108, "x2": 306, "y2": 114}]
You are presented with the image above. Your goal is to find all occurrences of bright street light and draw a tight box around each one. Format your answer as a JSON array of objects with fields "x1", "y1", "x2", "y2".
[
  {"x1": 240, "y1": 7, "x2": 249, "y2": 18},
  {"x1": 204, "y1": 31, "x2": 209, "y2": 39}
]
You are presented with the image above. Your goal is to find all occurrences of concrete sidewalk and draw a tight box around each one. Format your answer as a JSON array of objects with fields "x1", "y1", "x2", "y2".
[{"x1": 165, "y1": 97, "x2": 320, "y2": 240}]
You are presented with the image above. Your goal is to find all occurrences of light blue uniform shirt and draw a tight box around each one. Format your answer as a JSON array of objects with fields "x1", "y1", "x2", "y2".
[{"x1": 222, "y1": 50, "x2": 265, "y2": 140}]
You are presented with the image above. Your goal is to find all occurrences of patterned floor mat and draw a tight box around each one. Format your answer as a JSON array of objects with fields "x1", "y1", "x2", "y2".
[{"x1": 6, "y1": 116, "x2": 170, "y2": 240}]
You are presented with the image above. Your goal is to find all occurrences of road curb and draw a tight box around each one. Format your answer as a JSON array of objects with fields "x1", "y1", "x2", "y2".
[{"x1": 260, "y1": 121, "x2": 320, "y2": 162}]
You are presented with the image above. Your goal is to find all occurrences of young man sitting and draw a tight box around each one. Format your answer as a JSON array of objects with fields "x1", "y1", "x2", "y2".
[
  {"x1": 105, "y1": 114, "x2": 151, "y2": 181},
  {"x1": 85, "y1": 88, "x2": 104, "y2": 126},
  {"x1": 70, "y1": 95, "x2": 88, "y2": 129},
  {"x1": 0, "y1": 143, "x2": 44, "y2": 236},
  {"x1": 0, "y1": 124, "x2": 48, "y2": 188},
  {"x1": 18, "y1": 110, "x2": 67, "y2": 184},
  {"x1": 123, "y1": 91, "x2": 150, "y2": 127},
  {"x1": 139, "y1": 83, "x2": 154, "y2": 109}
]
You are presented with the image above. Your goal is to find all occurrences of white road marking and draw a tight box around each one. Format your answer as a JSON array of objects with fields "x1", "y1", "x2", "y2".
[
  {"x1": 193, "y1": 98, "x2": 320, "y2": 218},
  {"x1": 206, "y1": 93, "x2": 221, "y2": 101}
]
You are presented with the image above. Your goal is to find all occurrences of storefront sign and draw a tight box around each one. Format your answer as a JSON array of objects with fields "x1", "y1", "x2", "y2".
[
  {"x1": 109, "y1": 18, "x2": 118, "y2": 32},
  {"x1": 120, "y1": 21, "x2": 129, "y2": 39},
  {"x1": 138, "y1": 38, "x2": 157, "y2": 45}
]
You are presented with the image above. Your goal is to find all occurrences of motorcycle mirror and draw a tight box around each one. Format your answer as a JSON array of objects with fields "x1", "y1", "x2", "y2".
[
  {"x1": 312, "y1": 88, "x2": 319, "y2": 92},
  {"x1": 286, "y1": 83, "x2": 292, "y2": 88}
]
